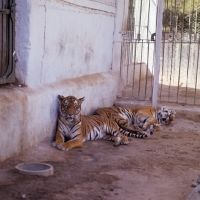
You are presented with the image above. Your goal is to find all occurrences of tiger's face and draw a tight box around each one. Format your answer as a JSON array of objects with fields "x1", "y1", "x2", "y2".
[
  {"x1": 157, "y1": 106, "x2": 176, "y2": 125},
  {"x1": 58, "y1": 95, "x2": 84, "y2": 122}
]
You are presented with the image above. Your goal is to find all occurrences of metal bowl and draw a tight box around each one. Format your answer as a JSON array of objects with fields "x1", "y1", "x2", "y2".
[{"x1": 15, "y1": 162, "x2": 54, "y2": 176}]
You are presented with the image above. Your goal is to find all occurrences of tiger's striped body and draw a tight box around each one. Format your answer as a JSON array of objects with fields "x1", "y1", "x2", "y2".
[
  {"x1": 94, "y1": 106, "x2": 176, "y2": 134},
  {"x1": 52, "y1": 96, "x2": 153, "y2": 151},
  {"x1": 94, "y1": 106, "x2": 158, "y2": 135}
]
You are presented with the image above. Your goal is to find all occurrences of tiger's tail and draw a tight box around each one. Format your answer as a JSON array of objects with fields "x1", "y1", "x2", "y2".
[{"x1": 119, "y1": 124, "x2": 156, "y2": 138}]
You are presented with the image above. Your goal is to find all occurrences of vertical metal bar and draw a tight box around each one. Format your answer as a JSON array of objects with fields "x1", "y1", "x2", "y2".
[
  {"x1": 131, "y1": 0, "x2": 137, "y2": 99},
  {"x1": 185, "y1": 0, "x2": 195, "y2": 103},
  {"x1": 144, "y1": 0, "x2": 151, "y2": 100},
  {"x1": 131, "y1": 0, "x2": 135, "y2": 95},
  {"x1": 6, "y1": 1, "x2": 9, "y2": 74},
  {"x1": 168, "y1": 41, "x2": 174, "y2": 102},
  {"x1": 138, "y1": 39, "x2": 143, "y2": 98},
  {"x1": 9, "y1": 0, "x2": 15, "y2": 77},
  {"x1": 129, "y1": 0, "x2": 134, "y2": 98},
  {"x1": 194, "y1": 0, "x2": 199, "y2": 35},
  {"x1": 194, "y1": 42, "x2": 200, "y2": 104},
  {"x1": 152, "y1": 0, "x2": 163, "y2": 108},
  {"x1": 128, "y1": 0, "x2": 132, "y2": 97},
  {"x1": 137, "y1": 0, "x2": 142, "y2": 41},
  {"x1": 125, "y1": 38, "x2": 130, "y2": 97},
  {"x1": 177, "y1": 0, "x2": 186, "y2": 103},
  {"x1": 5, "y1": 0, "x2": 8, "y2": 77},
  {"x1": 1, "y1": 0, "x2": 3, "y2": 77},
  {"x1": 194, "y1": 0, "x2": 200, "y2": 104},
  {"x1": 119, "y1": 0, "x2": 127, "y2": 97},
  {"x1": 119, "y1": 40, "x2": 123, "y2": 97},
  {"x1": 159, "y1": 40, "x2": 165, "y2": 101},
  {"x1": 131, "y1": 39, "x2": 137, "y2": 98},
  {"x1": 159, "y1": 0, "x2": 168, "y2": 102},
  {"x1": 0, "y1": 0, "x2": 15, "y2": 83},
  {"x1": 125, "y1": 0, "x2": 131, "y2": 97},
  {"x1": 168, "y1": 0, "x2": 177, "y2": 102}
]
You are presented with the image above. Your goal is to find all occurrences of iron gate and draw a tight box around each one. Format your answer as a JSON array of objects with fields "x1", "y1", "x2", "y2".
[
  {"x1": 0, "y1": 0, "x2": 15, "y2": 84},
  {"x1": 120, "y1": 0, "x2": 200, "y2": 105}
]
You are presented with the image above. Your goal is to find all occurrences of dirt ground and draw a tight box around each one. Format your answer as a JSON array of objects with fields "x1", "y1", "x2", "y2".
[{"x1": 0, "y1": 102, "x2": 200, "y2": 200}]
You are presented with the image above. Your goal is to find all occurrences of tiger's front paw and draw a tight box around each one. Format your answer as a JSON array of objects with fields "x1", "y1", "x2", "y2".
[
  {"x1": 113, "y1": 136, "x2": 122, "y2": 146},
  {"x1": 121, "y1": 135, "x2": 129, "y2": 145},
  {"x1": 52, "y1": 141, "x2": 58, "y2": 148},
  {"x1": 57, "y1": 144, "x2": 69, "y2": 151},
  {"x1": 52, "y1": 142, "x2": 68, "y2": 151}
]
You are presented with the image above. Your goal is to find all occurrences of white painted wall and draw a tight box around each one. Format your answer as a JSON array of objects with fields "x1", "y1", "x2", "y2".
[
  {"x1": 0, "y1": 0, "x2": 128, "y2": 162},
  {"x1": 16, "y1": 0, "x2": 116, "y2": 87}
]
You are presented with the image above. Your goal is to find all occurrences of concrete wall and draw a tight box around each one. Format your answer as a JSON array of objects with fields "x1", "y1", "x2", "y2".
[
  {"x1": 0, "y1": 0, "x2": 128, "y2": 162},
  {"x1": 15, "y1": 0, "x2": 117, "y2": 87}
]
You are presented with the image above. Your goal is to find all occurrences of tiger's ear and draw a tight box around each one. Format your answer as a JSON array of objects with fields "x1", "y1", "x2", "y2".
[
  {"x1": 58, "y1": 95, "x2": 64, "y2": 101},
  {"x1": 79, "y1": 97, "x2": 85, "y2": 103}
]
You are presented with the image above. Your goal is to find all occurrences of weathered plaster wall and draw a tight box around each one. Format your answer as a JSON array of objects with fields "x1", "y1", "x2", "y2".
[
  {"x1": 0, "y1": 0, "x2": 128, "y2": 162},
  {"x1": 15, "y1": 0, "x2": 117, "y2": 87}
]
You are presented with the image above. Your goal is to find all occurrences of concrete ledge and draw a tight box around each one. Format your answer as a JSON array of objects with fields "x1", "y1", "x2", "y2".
[{"x1": 0, "y1": 71, "x2": 118, "y2": 162}]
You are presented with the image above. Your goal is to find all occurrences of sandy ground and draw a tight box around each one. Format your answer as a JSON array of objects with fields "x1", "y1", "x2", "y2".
[{"x1": 0, "y1": 102, "x2": 200, "y2": 200}]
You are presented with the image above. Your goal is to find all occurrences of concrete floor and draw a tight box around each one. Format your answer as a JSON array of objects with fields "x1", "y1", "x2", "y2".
[{"x1": 0, "y1": 100, "x2": 199, "y2": 200}]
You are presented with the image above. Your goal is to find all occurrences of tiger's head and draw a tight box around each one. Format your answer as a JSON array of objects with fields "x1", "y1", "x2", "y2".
[
  {"x1": 157, "y1": 106, "x2": 176, "y2": 125},
  {"x1": 58, "y1": 95, "x2": 85, "y2": 122}
]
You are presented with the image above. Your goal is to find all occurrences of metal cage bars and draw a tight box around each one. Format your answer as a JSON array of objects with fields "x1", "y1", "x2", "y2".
[
  {"x1": 120, "y1": 0, "x2": 200, "y2": 105},
  {"x1": 0, "y1": 0, "x2": 15, "y2": 84}
]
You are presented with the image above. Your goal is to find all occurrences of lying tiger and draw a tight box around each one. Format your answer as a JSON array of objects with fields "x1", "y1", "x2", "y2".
[
  {"x1": 94, "y1": 105, "x2": 176, "y2": 135},
  {"x1": 52, "y1": 95, "x2": 154, "y2": 151}
]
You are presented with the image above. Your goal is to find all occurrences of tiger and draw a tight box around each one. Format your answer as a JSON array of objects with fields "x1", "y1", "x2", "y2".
[
  {"x1": 94, "y1": 106, "x2": 176, "y2": 135},
  {"x1": 52, "y1": 95, "x2": 153, "y2": 151}
]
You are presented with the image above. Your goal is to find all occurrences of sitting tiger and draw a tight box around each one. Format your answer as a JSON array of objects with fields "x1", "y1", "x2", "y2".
[
  {"x1": 94, "y1": 106, "x2": 176, "y2": 134},
  {"x1": 52, "y1": 95, "x2": 153, "y2": 151}
]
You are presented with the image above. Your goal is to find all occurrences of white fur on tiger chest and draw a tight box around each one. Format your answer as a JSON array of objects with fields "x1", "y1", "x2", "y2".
[{"x1": 58, "y1": 117, "x2": 81, "y2": 140}]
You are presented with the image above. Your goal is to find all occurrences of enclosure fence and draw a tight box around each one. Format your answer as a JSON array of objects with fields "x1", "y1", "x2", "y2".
[{"x1": 120, "y1": 0, "x2": 200, "y2": 105}]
